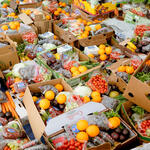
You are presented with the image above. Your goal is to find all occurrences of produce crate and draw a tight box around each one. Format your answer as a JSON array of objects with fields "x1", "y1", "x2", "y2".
[
  {"x1": 19, "y1": 11, "x2": 52, "y2": 34},
  {"x1": 23, "y1": 78, "x2": 73, "y2": 140},
  {"x1": 107, "y1": 59, "x2": 131, "y2": 92},
  {"x1": 36, "y1": 46, "x2": 101, "y2": 86},
  {"x1": 123, "y1": 53, "x2": 150, "y2": 112},
  {"x1": 53, "y1": 18, "x2": 114, "y2": 46},
  {"x1": 0, "y1": 22, "x2": 38, "y2": 43},
  {"x1": 0, "y1": 33, "x2": 19, "y2": 71},
  {"x1": 44, "y1": 109, "x2": 137, "y2": 150},
  {"x1": 121, "y1": 101, "x2": 150, "y2": 142}
]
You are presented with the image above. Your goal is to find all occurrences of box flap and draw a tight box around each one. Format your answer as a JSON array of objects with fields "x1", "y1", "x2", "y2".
[
  {"x1": 19, "y1": 13, "x2": 33, "y2": 25},
  {"x1": 45, "y1": 102, "x2": 106, "y2": 136},
  {"x1": 23, "y1": 87, "x2": 45, "y2": 139}
]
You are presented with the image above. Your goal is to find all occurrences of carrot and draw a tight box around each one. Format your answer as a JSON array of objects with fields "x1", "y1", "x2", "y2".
[
  {"x1": 4, "y1": 103, "x2": 9, "y2": 112},
  {"x1": 5, "y1": 91, "x2": 16, "y2": 108},
  {"x1": 7, "y1": 102, "x2": 14, "y2": 117},
  {"x1": 7, "y1": 102, "x2": 19, "y2": 119},
  {"x1": 1, "y1": 103, "x2": 6, "y2": 114}
]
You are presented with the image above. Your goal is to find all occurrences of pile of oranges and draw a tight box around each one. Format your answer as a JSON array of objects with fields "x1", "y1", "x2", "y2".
[
  {"x1": 32, "y1": 83, "x2": 65, "y2": 110},
  {"x1": 76, "y1": 120, "x2": 100, "y2": 143},
  {"x1": 83, "y1": 91, "x2": 102, "y2": 103},
  {"x1": 21, "y1": 9, "x2": 32, "y2": 16},
  {"x1": 1, "y1": 21, "x2": 20, "y2": 31},
  {"x1": 54, "y1": 2, "x2": 68, "y2": 17},
  {"x1": 118, "y1": 65, "x2": 135, "y2": 74},
  {"x1": 7, "y1": 12, "x2": 18, "y2": 19},
  {"x1": 88, "y1": 44, "x2": 112, "y2": 61},
  {"x1": 70, "y1": 66, "x2": 88, "y2": 77},
  {"x1": 54, "y1": 7, "x2": 69, "y2": 17},
  {"x1": 78, "y1": 21, "x2": 102, "y2": 39}
]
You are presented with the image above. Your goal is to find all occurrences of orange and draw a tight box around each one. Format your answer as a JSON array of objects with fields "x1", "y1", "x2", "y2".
[
  {"x1": 82, "y1": 20, "x2": 87, "y2": 25},
  {"x1": 95, "y1": 24, "x2": 101, "y2": 30},
  {"x1": 56, "y1": 94, "x2": 67, "y2": 104},
  {"x1": 91, "y1": 91, "x2": 100, "y2": 98},
  {"x1": 14, "y1": 22, "x2": 20, "y2": 27},
  {"x1": 61, "y1": 2, "x2": 66, "y2": 7},
  {"x1": 99, "y1": 44, "x2": 106, "y2": 49},
  {"x1": 1, "y1": 25, "x2": 8, "y2": 31},
  {"x1": 108, "y1": 117, "x2": 120, "y2": 129},
  {"x1": 105, "y1": 46, "x2": 112, "y2": 55},
  {"x1": 76, "y1": 132, "x2": 89, "y2": 143},
  {"x1": 39, "y1": 99, "x2": 50, "y2": 110},
  {"x1": 71, "y1": 66, "x2": 78, "y2": 73},
  {"x1": 25, "y1": 10, "x2": 31, "y2": 15},
  {"x1": 54, "y1": 11, "x2": 60, "y2": 16},
  {"x1": 98, "y1": 48, "x2": 105, "y2": 55},
  {"x1": 85, "y1": 26, "x2": 91, "y2": 32},
  {"x1": 65, "y1": 13, "x2": 69, "y2": 16},
  {"x1": 77, "y1": 120, "x2": 88, "y2": 131},
  {"x1": 83, "y1": 96, "x2": 91, "y2": 103},
  {"x1": 9, "y1": 22, "x2": 14, "y2": 26},
  {"x1": 2, "y1": 3, "x2": 7, "y2": 8},
  {"x1": 61, "y1": 10, "x2": 66, "y2": 14},
  {"x1": 78, "y1": 66, "x2": 87, "y2": 73},
  {"x1": 88, "y1": 54, "x2": 95, "y2": 58},
  {"x1": 77, "y1": 18, "x2": 82, "y2": 23},
  {"x1": 86, "y1": 125, "x2": 100, "y2": 137},
  {"x1": 55, "y1": 84, "x2": 64, "y2": 92},
  {"x1": 92, "y1": 96, "x2": 102, "y2": 103},
  {"x1": 59, "y1": 2, "x2": 63, "y2": 6},
  {"x1": 10, "y1": 12, "x2": 16, "y2": 17},
  {"x1": 87, "y1": 22, "x2": 92, "y2": 25},
  {"x1": 10, "y1": 24, "x2": 17, "y2": 30},
  {"x1": 54, "y1": 35, "x2": 57, "y2": 40},
  {"x1": 82, "y1": 33, "x2": 88, "y2": 39},
  {"x1": 100, "y1": 54, "x2": 107, "y2": 61},
  {"x1": 46, "y1": 15, "x2": 51, "y2": 20},
  {"x1": 83, "y1": 31, "x2": 89, "y2": 36},
  {"x1": 126, "y1": 66, "x2": 134, "y2": 74},
  {"x1": 118, "y1": 66, "x2": 126, "y2": 72},
  {"x1": 73, "y1": 71, "x2": 80, "y2": 77},
  {"x1": 32, "y1": 96, "x2": 38, "y2": 102},
  {"x1": 45, "y1": 90, "x2": 55, "y2": 101},
  {"x1": 57, "y1": 8, "x2": 62, "y2": 13}
]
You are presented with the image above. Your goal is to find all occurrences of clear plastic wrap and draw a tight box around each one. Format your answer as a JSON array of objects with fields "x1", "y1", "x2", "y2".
[
  {"x1": 87, "y1": 74, "x2": 108, "y2": 94},
  {"x1": 22, "y1": 30, "x2": 38, "y2": 44}
]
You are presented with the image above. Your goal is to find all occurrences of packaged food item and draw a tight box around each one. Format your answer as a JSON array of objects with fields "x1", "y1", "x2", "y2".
[
  {"x1": 13, "y1": 81, "x2": 27, "y2": 93},
  {"x1": 22, "y1": 31, "x2": 38, "y2": 44},
  {"x1": 87, "y1": 74, "x2": 108, "y2": 94}
]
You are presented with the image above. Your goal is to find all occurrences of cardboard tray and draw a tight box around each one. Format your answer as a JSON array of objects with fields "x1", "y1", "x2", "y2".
[
  {"x1": 36, "y1": 47, "x2": 102, "y2": 86},
  {"x1": 121, "y1": 101, "x2": 150, "y2": 142},
  {"x1": 23, "y1": 78, "x2": 73, "y2": 140},
  {"x1": 123, "y1": 54, "x2": 150, "y2": 112},
  {"x1": 44, "y1": 109, "x2": 137, "y2": 150},
  {"x1": 0, "y1": 33, "x2": 19, "y2": 70}
]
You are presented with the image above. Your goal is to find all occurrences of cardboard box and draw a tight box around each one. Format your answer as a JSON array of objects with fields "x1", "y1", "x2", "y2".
[
  {"x1": 0, "y1": 34, "x2": 19, "y2": 71},
  {"x1": 18, "y1": 1, "x2": 42, "y2": 12},
  {"x1": 23, "y1": 79, "x2": 107, "y2": 140},
  {"x1": 121, "y1": 101, "x2": 150, "y2": 142},
  {"x1": 123, "y1": 54, "x2": 150, "y2": 112},
  {"x1": 53, "y1": 18, "x2": 114, "y2": 45},
  {"x1": 36, "y1": 47, "x2": 102, "y2": 86},
  {"x1": 45, "y1": 109, "x2": 137, "y2": 150}
]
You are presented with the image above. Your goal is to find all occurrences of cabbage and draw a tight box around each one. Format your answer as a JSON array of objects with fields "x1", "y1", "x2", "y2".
[
  {"x1": 73, "y1": 86, "x2": 92, "y2": 97},
  {"x1": 12, "y1": 63, "x2": 25, "y2": 78}
]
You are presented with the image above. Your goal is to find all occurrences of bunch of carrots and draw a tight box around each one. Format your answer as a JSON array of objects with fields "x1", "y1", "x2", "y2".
[{"x1": 1, "y1": 91, "x2": 19, "y2": 119}]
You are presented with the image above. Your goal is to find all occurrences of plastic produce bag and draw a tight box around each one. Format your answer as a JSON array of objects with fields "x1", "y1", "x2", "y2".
[{"x1": 22, "y1": 30, "x2": 38, "y2": 44}]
